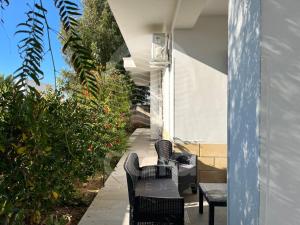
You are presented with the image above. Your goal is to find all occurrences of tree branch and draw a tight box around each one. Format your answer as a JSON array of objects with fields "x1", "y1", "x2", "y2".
[{"x1": 40, "y1": 0, "x2": 57, "y2": 90}]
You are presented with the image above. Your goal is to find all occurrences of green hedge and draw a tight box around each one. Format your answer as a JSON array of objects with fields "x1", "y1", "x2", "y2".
[{"x1": 0, "y1": 73, "x2": 131, "y2": 224}]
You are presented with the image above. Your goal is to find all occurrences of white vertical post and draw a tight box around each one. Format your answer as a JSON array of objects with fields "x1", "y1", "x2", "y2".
[
  {"x1": 150, "y1": 70, "x2": 163, "y2": 140},
  {"x1": 228, "y1": 0, "x2": 261, "y2": 224}
]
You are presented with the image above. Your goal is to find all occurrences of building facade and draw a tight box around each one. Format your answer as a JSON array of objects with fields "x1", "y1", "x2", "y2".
[
  {"x1": 109, "y1": 0, "x2": 228, "y2": 184},
  {"x1": 108, "y1": 0, "x2": 300, "y2": 224}
]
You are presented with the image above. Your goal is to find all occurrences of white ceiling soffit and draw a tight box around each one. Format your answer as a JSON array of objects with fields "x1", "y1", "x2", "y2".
[
  {"x1": 123, "y1": 57, "x2": 150, "y2": 86},
  {"x1": 175, "y1": 0, "x2": 228, "y2": 28},
  {"x1": 201, "y1": 0, "x2": 228, "y2": 16},
  {"x1": 108, "y1": 0, "x2": 228, "y2": 72},
  {"x1": 123, "y1": 57, "x2": 136, "y2": 69},
  {"x1": 130, "y1": 72, "x2": 150, "y2": 86},
  {"x1": 174, "y1": 0, "x2": 208, "y2": 29},
  {"x1": 108, "y1": 0, "x2": 177, "y2": 72},
  {"x1": 123, "y1": 57, "x2": 148, "y2": 73}
]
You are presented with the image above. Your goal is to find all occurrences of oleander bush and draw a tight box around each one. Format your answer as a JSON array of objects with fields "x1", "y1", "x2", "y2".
[{"x1": 0, "y1": 73, "x2": 131, "y2": 224}]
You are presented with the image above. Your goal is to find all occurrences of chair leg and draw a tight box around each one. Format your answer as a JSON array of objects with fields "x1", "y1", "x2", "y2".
[
  {"x1": 191, "y1": 184, "x2": 197, "y2": 194},
  {"x1": 199, "y1": 187, "x2": 203, "y2": 214},
  {"x1": 130, "y1": 207, "x2": 135, "y2": 225},
  {"x1": 181, "y1": 216, "x2": 185, "y2": 225},
  {"x1": 209, "y1": 204, "x2": 215, "y2": 225}
]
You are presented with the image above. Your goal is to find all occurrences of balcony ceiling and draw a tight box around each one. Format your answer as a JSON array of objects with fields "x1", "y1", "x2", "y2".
[{"x1": 108, "y1": 0, "x2": 228, "y2": 76}]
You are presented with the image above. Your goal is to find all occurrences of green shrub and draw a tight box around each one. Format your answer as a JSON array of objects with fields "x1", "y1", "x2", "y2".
[{"x1": 0, "y1": 73, "x2": 131, "y2": 224}]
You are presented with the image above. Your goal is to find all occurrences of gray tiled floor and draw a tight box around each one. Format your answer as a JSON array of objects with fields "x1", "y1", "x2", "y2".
[
  {"x1": 183, "y1": 191, "x2": 227, "y2": 225},
  {"x1": 79, "y1": 128, "x2": 226, "y2": 225}
]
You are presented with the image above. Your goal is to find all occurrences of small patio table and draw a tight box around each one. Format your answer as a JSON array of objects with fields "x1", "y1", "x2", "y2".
[{"x1": 198, "y1": 183, "x2": 227, "y2": 225}]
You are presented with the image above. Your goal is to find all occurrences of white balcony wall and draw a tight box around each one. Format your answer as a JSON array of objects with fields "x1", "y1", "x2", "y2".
[
  {"x1": 162, "y1": 67, "x2": 172, "y2": 139},
  {"x1": 260, "y1": 1, "x2": 300, "y2": 225},
  {"x1": 173, "y1": 16, "x2": 228, "y2": 143},
  {"x1": 150, "y1": 70, "x2": 163, "y2": 139}
]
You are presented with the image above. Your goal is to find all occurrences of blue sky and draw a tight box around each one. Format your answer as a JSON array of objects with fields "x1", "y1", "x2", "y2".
[{"x1": 0, "y1": 0, "x2": 82, "y2": 86}]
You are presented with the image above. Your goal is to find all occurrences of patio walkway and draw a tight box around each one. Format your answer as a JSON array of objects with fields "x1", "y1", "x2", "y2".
[{"x1": 79, "y1": 128, "x2": 227, "y2": 225}]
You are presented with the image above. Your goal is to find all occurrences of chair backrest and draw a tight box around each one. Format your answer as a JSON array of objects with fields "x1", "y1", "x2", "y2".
[
  {"x1": 124, "y1": 153, "x2": 140, "y2": 206},
  {"x1": 155, "y1": 140, "x2": 173, "y2": 163}
]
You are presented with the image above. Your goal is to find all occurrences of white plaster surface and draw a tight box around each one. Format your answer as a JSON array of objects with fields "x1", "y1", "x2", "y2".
[
  {"x1": 150, "y1": 71, "x2": 163, "y2": 140},
  {"x1": 173, "y1": 16, "x2": 228, "y2": 143},
  {"x1": 260, "y1": 1, "x2": 300, "y2": 225}
]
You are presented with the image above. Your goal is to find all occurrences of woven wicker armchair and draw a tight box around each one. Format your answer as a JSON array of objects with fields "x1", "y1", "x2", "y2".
[
  {"x1": 155, "y1": 140, "x2": 198, "y2": 194},
  {"x1": 124, "y1": 153, "x2": 184, "y2": 225}
]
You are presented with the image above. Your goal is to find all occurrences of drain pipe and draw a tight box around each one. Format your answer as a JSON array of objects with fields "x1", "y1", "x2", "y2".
[{"x1": 171, "y1": 0, "x2": 182, "y2": 32}]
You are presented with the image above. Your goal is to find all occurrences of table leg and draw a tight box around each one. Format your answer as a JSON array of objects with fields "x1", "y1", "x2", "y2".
[
  {"x1": 209, "y1": 204, "x2": 214, "y2": 225},
  {"x1": 199, "y1": 187, "x2": 203, "y2": 214}
]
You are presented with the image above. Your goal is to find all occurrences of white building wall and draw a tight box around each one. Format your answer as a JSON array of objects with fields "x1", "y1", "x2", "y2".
[
  {"x1": 173, "y1": 16, "x2": 228, "y2": 143},
  {"x1": 162, "y1": 67, "x2": 171, "y2": 139},
  {"x1": 150, "y1": 70, "x2": 163, "y2": 139},
  {"x1": 260, "y1": 1, "x2": 300, "y2": 224},
  {"x1": 169, "y1": 57, "x2": 175, "y2": 140}
]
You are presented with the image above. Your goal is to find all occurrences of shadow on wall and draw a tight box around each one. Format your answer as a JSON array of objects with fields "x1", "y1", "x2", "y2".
[
  {"x1": 174, "y1": 16, "x2": 228, "y2": 75},
  {"x1": 228, "y1": 0, "x2": 261, "y2": 225},
  {"x1": 172, "y1": 15, "x2": 228, "y2": 143},
  {"x1": 259, "y1": 0, "x2": 300, "y2": 224}
]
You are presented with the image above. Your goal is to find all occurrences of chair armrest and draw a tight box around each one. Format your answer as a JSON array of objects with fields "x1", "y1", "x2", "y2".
[
  {"x1": 172, "y1": 152, "x2": 192, "y2": 158},
  {"x1": 134, "y1": 196, "x2": 184, "y2": 224},
  {"x1": 168, "y1": 160, "x2": 179, "y2": 186},
  {"x1": 188, "y1": 154, "x2": 197, "y2": 166},
  {"x1": 169, "y1": 159, "x2": 179, "y2": 165},
  {"x1": 140, "y1": 165, "x2": 173, "y2": 180}
]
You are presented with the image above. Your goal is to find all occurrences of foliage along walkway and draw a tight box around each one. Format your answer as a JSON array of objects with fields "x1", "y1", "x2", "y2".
[{"x1": 78, "y1": 128, "x2": 157, "y2": 225}]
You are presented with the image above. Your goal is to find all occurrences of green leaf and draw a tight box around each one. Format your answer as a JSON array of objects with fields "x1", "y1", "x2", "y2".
[
  {"x1": 64, "y1": 1, "x2": 78, "y2": 7},
  {"x1": 16, "y1": 146, "x2": 26, "y2": 154},
  {"x1": 34, "y1": 3, "x2": 47, "y2": 12},
  {"x1": 0, "y1": 145, "x2": 5, "y2": 153}
]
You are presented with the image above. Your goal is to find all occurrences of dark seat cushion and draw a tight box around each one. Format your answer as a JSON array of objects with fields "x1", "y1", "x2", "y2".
[
  {"x1": 176, "y1": 155, "x2": 190, "y2": 164},
  {"x1": 135, "y1": 179, "x2": 180, "y2": 198},
  {"x1": 200, "y1": 183, "x2": 227, "y2": 203},
  {"x1": 179, "y1": 163, "x2": 196, "y2": 175}
]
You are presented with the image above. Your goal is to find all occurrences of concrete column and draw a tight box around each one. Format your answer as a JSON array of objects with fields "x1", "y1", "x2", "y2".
[
  {"x1": 150, "y1": 70, "x2": 163, "y2": 140},
  {"x1": 162, "y1": 67, "x2": 171, "y2": 139},
  {"x1": 228, "y1": 0, "x2": 261, "y2": 225},
  {"x1": 229, "y1": 1, "x2": 300, "y2": 225}
]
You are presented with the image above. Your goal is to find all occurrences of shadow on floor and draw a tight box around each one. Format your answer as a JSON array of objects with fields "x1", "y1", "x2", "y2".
[{"x1": 182, "y1": 191, "x2": 227, "y2": 225}]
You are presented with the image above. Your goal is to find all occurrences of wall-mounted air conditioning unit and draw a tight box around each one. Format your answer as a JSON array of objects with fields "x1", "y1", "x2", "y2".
[{"x1": 150, "y1": 33, "x2": 170, "y2": 68}]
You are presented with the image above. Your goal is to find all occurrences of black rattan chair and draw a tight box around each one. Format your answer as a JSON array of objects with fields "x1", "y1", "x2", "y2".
[
  {"x1": 124, "y1": 153, "x2": 184, "y2": 225},
  {"x1": 155, "y1": 140, "x2": 198, "y2": 194}
]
